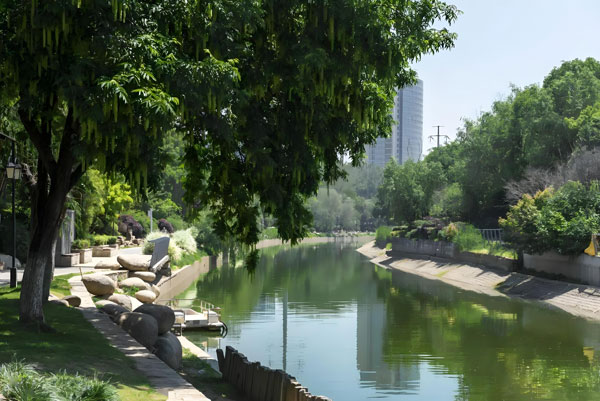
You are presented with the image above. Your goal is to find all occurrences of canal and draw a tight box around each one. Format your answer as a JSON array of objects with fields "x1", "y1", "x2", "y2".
[{"x1": 179, "y1": 241, "x2": 600, "y2": 400}]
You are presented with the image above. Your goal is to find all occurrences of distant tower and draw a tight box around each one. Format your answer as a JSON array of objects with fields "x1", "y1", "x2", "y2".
[{"x1": 364, "y1": 80, "x2": 423, "y2": 166}]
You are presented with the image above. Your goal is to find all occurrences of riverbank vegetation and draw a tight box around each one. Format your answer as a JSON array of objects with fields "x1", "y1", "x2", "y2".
[
  {"x1": 374, "y1": 58, "x2": 600, "y2": 258},
  {"x1": 0, "y1": 361, "x2": 119, "y2": 401},
  {"x1": 0, "y1": 287, "x2": 164, "y2": 400}
]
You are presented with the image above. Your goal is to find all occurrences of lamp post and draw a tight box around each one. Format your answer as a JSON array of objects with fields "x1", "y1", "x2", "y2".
[{"x1": 1, "y1": 134, "x2": 21, "y2": 288}]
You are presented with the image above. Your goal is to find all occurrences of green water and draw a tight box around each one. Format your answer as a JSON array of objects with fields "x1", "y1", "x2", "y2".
[{"x1": 179, "y1": 241, "x2": 600, "y2": 400}]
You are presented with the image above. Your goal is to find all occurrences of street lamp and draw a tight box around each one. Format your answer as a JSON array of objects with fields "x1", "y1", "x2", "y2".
[
  {"x1": 6, "y1": 161, "x2": 22, "y2": 180},
  {"x1": 1, "y1": 134, "x2": 20, "y2": 288}
]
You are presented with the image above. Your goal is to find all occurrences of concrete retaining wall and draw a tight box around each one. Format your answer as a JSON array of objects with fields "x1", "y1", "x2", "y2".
[
  {"x1": 156, "y1": 254, "x2": 222, "y2": 302},
  {"x1": 524, "y1": 252, "x2": 600, "y2": 286},
  {"x1": 390, "y1": 237, "x2": 457, "y2": 259},
  {"x1": 217, "y1": 346, "x2": 331, "y2": 401},
  {"x1": 455, "y1": 251, "x2": 515, "y2": 272},
  {"x1": 390, "y1": 238, "x2": 515, "y2": 272}
]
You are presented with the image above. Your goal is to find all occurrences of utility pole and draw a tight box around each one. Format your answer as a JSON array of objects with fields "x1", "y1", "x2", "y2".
[{"x1": 428, "y1": 125, "x2": 449, "y2": 148}]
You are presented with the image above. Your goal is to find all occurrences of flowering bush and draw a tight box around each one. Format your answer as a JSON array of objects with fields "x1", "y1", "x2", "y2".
[{"x1": 172, "y1": 228, "x2": 197, "y2": 255}]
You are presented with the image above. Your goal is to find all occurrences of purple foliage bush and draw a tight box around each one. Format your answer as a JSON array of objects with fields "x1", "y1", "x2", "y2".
[
  {"x1": 158, "y1": 218, "x2": 174, "y2": 233},
  {"x1": 118, "y1": 214, "x2": 144, "y2": 238}
]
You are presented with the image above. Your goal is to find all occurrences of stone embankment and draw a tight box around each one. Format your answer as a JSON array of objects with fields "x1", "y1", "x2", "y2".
[
  {"x1": 69, "y1": 271, "x2": 210, "y2": 401},
  {"x1": 358, "y1": 241, "x2": 600, "y2": 321}
]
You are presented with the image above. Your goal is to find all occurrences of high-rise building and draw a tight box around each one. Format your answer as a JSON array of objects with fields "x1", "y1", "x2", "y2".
[{"x1": 365, "y1": 80, "x2": 423, "y2": 167}]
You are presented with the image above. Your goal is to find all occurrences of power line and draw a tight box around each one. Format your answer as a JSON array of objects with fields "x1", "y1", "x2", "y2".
[{"x1": 428, "y1": 125, "x2": 449, "y2": 148}]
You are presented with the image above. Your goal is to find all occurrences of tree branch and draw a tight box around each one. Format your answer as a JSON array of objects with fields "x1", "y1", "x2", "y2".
[
  {"x1": 69, "y1": 164, "x2": 85, "y2": 189},
  {"x1": 57, "y1": 106, "x2": 74, "y2": 169},
  {"x1": 18, "y1": 109, "x2": 58, "y2": 174}
]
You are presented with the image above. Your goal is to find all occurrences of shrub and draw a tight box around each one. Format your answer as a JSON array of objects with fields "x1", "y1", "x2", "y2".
[
  {"x1": 92, "y1": 235, "x2": 108, "y2": 246},
  {"x1": 0, "y1": 362, "x2": 118, "y2": 401},
  {"x1": 172, "y1": 228, "x2": 198, "y2": 255},
  {"x1": 500, "y1": 183, "x2": 600, "y2": 255},
  {"x1": 92, "y1": 235, "x2": 117, "y2": 246},
  {"x1": 158, "y1": 218, "x2": 174, "y2": 233},
  {"x1": 49, "y1": 372, "x2": 118, "y2": 401},
  {"x1": 390, "y1": 225, "x2": 409, "y2": 238},
  {"x1": 117, "y1": 214, "x2": 144, "y2": 238},
  {"x1": 440, "y1": 222, "x2": 459, "y2": 242},
  {"x1": 452, "y1": 223, "x2": 485, "y2": 252},
  {"x1": 375, "y1": 226, "x2": 392, "y2": 247},
  {"x1": 165, "y1": 215, "x2": 187, "y2": 231},
  {"x1": 122, "y1": 209, "x2": 151, "y2": 235},
  {"x1": 71, "y1": 239, "x2": 91, "y2": 250},
  {"x1": 405, "y1": 228, "x2": 418, "y2": 239}
]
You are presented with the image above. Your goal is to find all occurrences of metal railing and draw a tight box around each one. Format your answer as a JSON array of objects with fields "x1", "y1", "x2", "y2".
[
  {"x1": 161, "y1": 298, "x2": 216, "y2": 313},
  {"x1": 478, "y1": 229, "x2": 504, "y2": 243}
]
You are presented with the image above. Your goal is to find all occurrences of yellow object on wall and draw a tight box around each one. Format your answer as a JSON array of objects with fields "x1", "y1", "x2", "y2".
[{"x1": 584, "y1": 241, "x2": 596, "y2": 256}]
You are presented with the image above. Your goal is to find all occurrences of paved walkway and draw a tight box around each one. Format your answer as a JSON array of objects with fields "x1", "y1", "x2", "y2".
[
  {"x1": 80, "y1": 307, "x2": 209, "y2": 401},
  {"x1": 64, "y1": 247, "x2": 211, "y2": 401},
  {"x1": 0, "y1": 246, "x2": 142, "y2": 286},
  {"x1": 358, "y1": 241, "x2": 600, "y2": 321}
]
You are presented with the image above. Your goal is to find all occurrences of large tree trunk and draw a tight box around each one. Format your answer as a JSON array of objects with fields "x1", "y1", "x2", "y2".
[
  {"x1": 19, "y1": 157, "x2": 74, "y2": 327},
  {"x1": 42, "y1": 234, "x2": 57, "y2": 301},
  {"x1": 19, "y1": 106, "x2": 82, "y2": 327},
  {"x1": 19, "y1": 223, "x2": 58, "y2": 326}
]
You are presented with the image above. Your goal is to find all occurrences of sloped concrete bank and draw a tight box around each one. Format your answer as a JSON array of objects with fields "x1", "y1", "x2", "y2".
[{"x1": 358, "y1": 241, "x2": 600, "y2": 322}]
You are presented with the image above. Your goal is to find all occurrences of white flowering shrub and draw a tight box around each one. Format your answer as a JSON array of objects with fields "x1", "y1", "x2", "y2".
[{"x1": 172, "y1": 228, "x2": 198, "y2": 255}]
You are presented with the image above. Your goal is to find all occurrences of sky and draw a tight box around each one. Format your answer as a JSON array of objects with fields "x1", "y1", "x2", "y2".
[{"x1": 415, "y1": 0, "x2": 600, "y2": 154}]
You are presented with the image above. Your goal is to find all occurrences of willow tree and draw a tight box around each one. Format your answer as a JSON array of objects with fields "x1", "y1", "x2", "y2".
[{"x1": 0, "y1": 0, "x2": 458, "y2": 327}]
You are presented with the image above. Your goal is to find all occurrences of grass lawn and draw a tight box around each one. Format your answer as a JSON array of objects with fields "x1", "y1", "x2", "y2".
[
  {"x1": 0, "y1": 286, "x2": 165, "y2": 401},
  {"x1": 49, "y1": 272, "x2": 92, "y2": 298}
]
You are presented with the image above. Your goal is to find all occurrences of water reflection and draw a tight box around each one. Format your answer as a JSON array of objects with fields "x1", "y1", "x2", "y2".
[{"x1": 180, "y1": 242, "x2": 600, "y2": 400}]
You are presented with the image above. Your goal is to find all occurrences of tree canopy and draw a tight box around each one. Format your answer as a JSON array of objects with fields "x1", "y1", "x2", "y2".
[
  {"x1": 375, "y1": 58, "x2": 600, "y2": 227},
  {"x1": 0, "y1": 0, "x2": 459, "y2": 325}
]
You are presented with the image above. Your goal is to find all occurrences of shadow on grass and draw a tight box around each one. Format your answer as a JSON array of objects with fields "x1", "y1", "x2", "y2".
[
  {"x1": 0, "y1": 286, "x2": 164, "y2": 401},
  {"x1": 180, "y1": 350, "x2": 245, "y2": 401}
]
